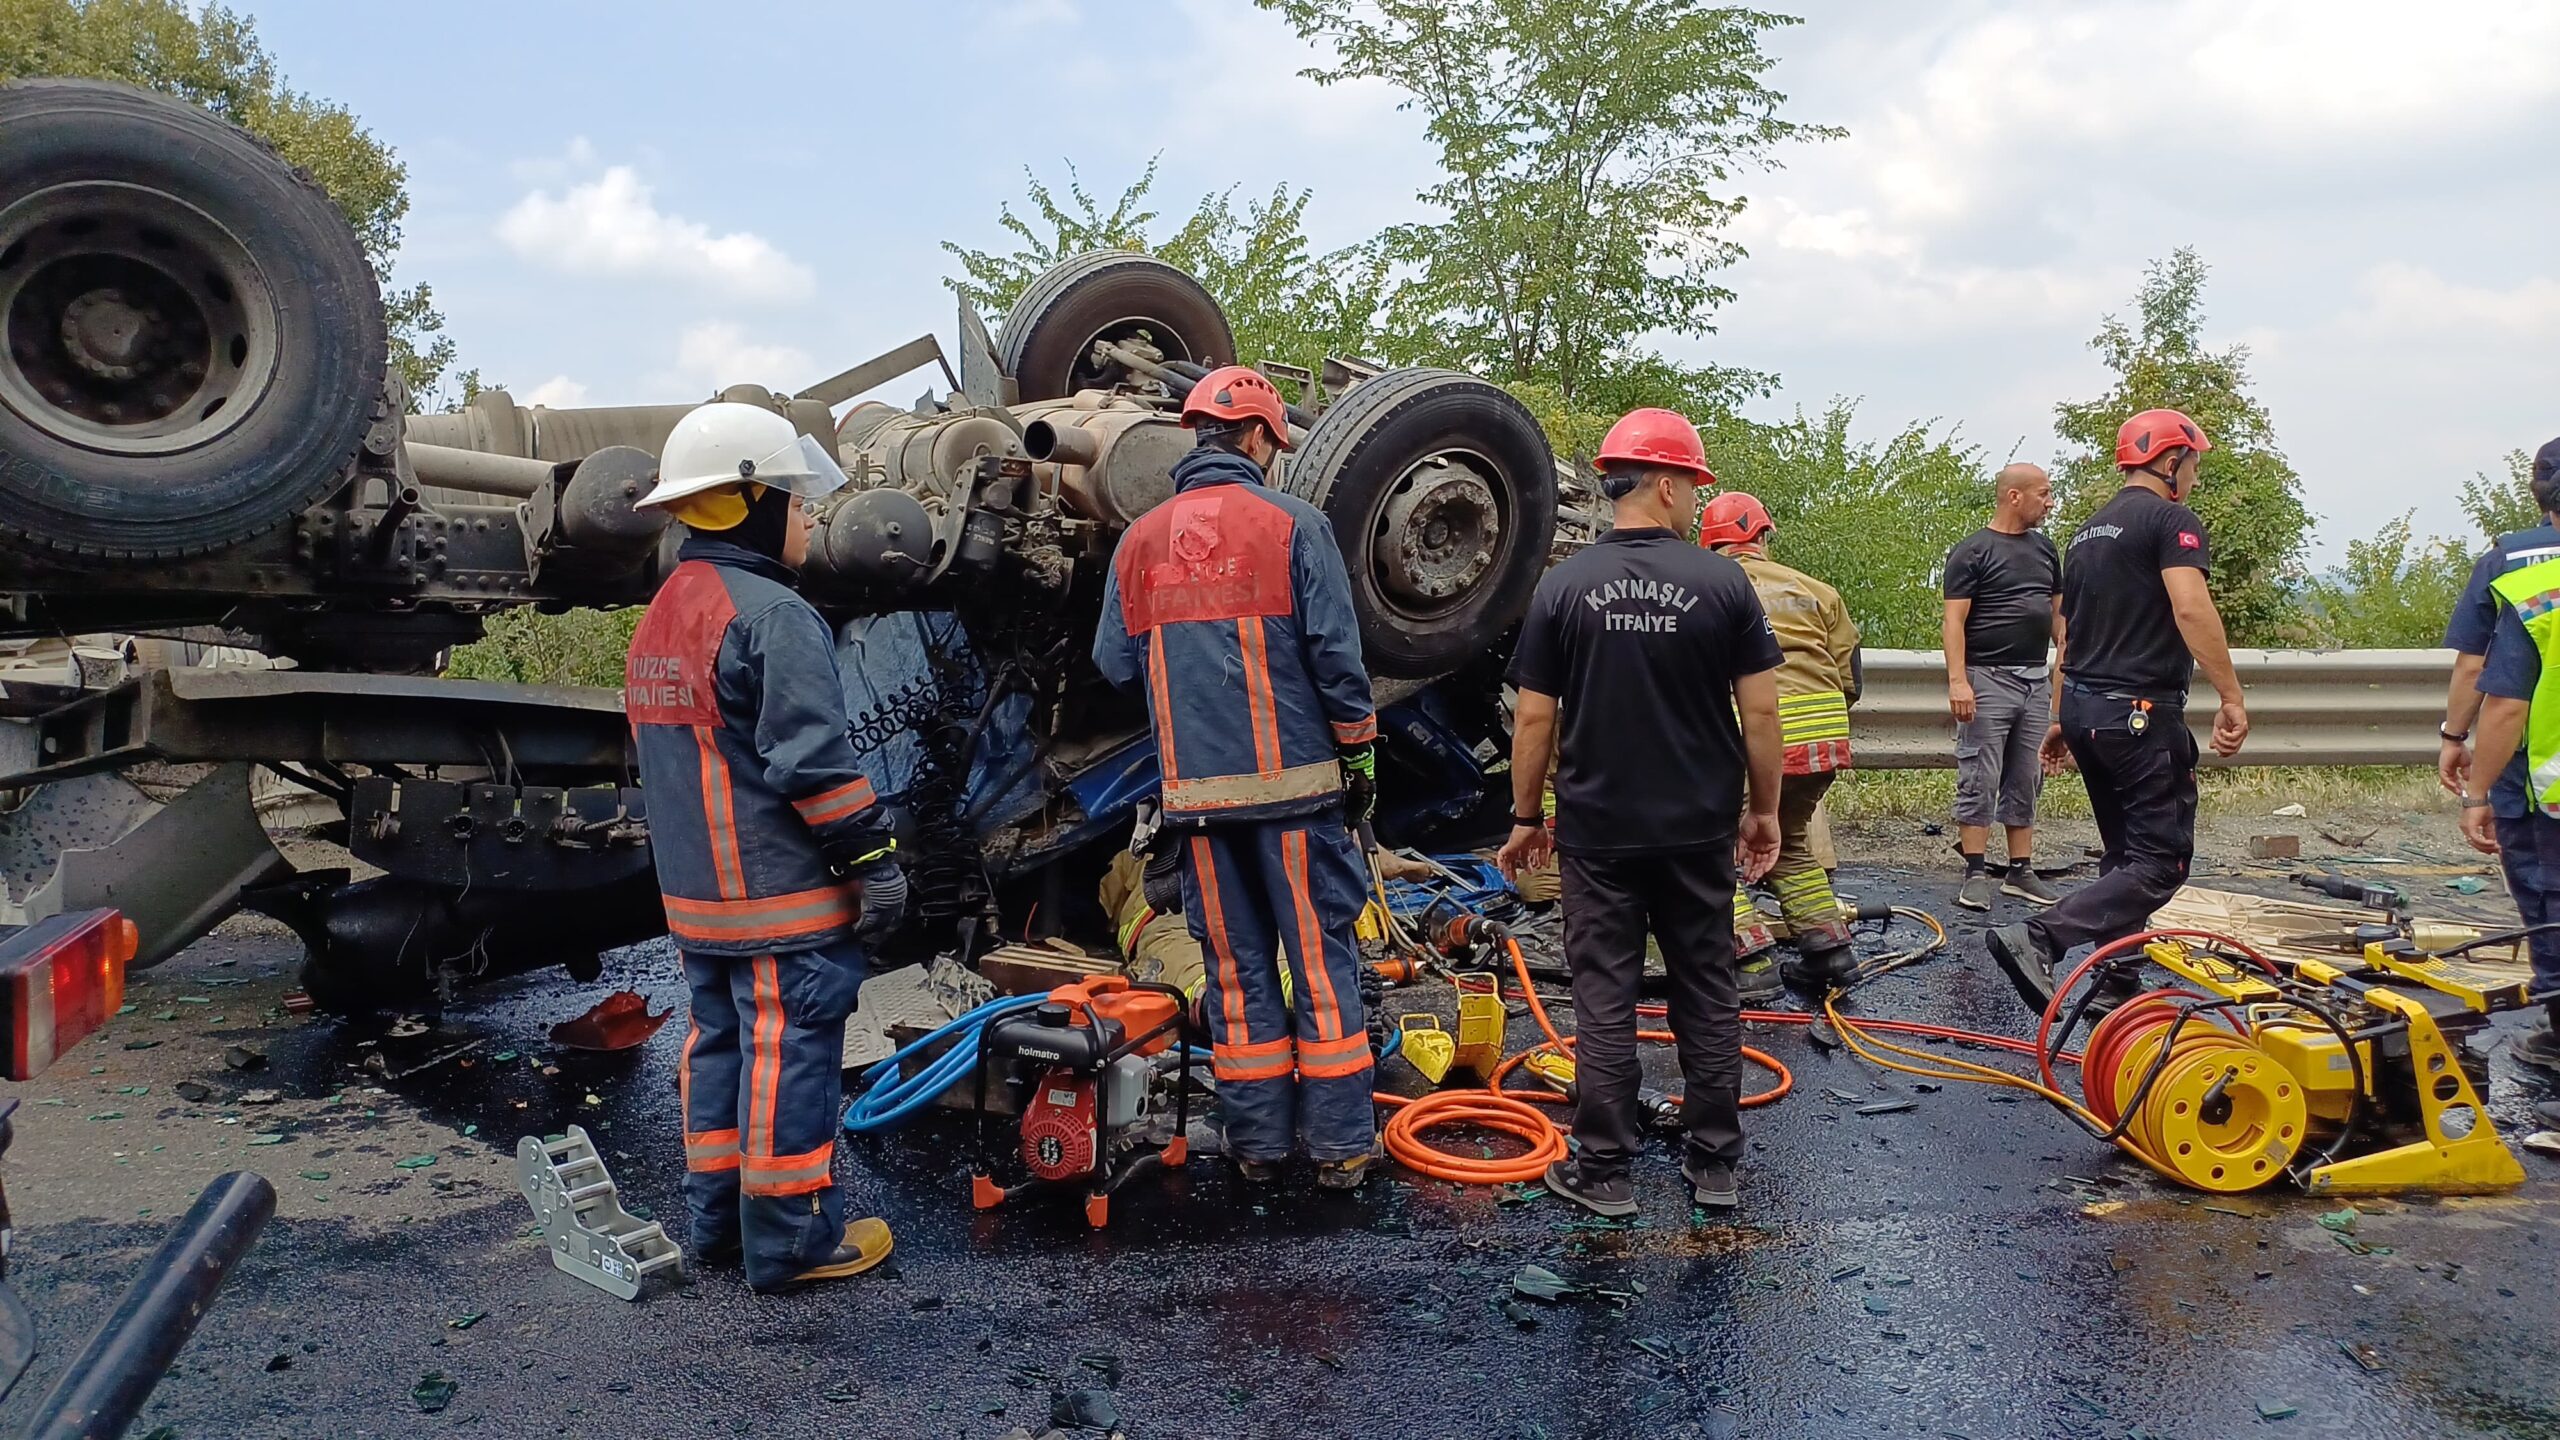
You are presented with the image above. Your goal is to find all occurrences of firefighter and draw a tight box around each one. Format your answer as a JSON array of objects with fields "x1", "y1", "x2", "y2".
[
  {"x1": 1988, "y1": 408, "x2": 2249, "y2": 1007},
  {"x1": 1698, "y1": 492, "x2": 1862, "y2": 994},
  {"x1": 1091, "y1": 366, "x2": 1384, "y2": 1189},
  {"x1": 625, "y1": 402, "x2": 905, "y2": 1292},
  {"x1": 2449, "y1": 436, "x2": 2560, "y2": 1073},
  {"x1": 1499, "y1": 408, "x2": 1784, "y2": 1218}
]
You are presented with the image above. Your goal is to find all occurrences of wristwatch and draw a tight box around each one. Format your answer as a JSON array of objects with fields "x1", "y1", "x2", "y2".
[{"x1": 2439, "y1": 724, "x2": 2470, "y2": 743}]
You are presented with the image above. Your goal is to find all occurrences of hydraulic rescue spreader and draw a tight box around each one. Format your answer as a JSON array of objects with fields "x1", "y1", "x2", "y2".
[{"x1": 2012, "y1": 926, "x2": 2546, "y2": 1196}]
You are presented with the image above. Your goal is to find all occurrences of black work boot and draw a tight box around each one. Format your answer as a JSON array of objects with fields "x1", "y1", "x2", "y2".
[
  {"x1": 1314, "y1": 1146, "x2": 1382, "y2": 1191},
  {"x1": 1782, "y1": 926, "x2": 1858, "y2": 993},
  {"x1": 1682, "y1": 1157, "x2": 1739, "y2": 1211},
  {"x1": 2513, "y1": 1022, "x2": 2560, "y2": 1074},
  {"x1": 1986, "y1": 923, "x2": 2058, "y2": 1012},
  {"x1": 1543, "y1": 1158, "x2": 1637, "y2": 1219}
]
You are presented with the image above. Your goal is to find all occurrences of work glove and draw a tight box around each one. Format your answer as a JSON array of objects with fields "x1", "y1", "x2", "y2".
[
  {"x1": 850, "y1": 856, "x2": 908, "y2": 943},
  {"x1": 1142, "y1": 844, "x2": 1186, "y2": 917},
  {"x1": 1339, "y1": 741, "x2": 1378, "y2": 826}
]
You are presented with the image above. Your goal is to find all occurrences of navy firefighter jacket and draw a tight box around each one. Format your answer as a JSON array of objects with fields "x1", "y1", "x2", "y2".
[
  {"x1": 625, "y1": 537, "x2": 892, "y2": 957},
  {"x1": 1093, "y1": 447, "x2": 1378, "y2": 824}
]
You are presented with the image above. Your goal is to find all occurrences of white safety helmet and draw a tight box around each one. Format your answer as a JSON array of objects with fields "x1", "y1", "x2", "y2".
[{"x1": 636, "y1": 401, "x2": 851, "y2": 512}]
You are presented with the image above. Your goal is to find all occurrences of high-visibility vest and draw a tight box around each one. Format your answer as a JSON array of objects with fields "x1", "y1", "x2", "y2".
[{"x1": 2490, "y1": 556, "x2": 2560, "y2": 815}]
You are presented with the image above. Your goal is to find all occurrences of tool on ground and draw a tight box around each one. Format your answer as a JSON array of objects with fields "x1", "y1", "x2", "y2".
[
  {"x1": 1451, "y1": 970, "x2": 1509, "y2": 1081},
  {"x1": 2296, "y1": 871, "x2": 2408, "y2": 913},
  {"x1": 549, "y1": 990, "x2": 674, "y2": 1052},
  {"x1": 517, "y1": 1125, "x2": 684, "y2": 1300},
  {"x1": 1911, "y1": 923, "x2": 2557, "y2": 1196},
  {"x1": 969, "y1": 976, "x2": 1194, "y2": 1228},
  {"x1": 1395, "y1": 1014, "x2": 1456, "y2": 1084}
]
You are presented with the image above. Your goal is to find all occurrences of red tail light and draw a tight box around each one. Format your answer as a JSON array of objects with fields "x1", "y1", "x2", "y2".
[{"x1": 1, "y1": 909, "x2": 136, "y2": 1080}]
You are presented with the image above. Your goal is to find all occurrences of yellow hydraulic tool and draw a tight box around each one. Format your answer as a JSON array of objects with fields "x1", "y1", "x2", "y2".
[
  {"x1": 1395, "y1": 1015, "x2": 1457, "y2": 1085},
  {"x1": 2131, "y1": 933, "x2": 2531, "y2": 1196}
]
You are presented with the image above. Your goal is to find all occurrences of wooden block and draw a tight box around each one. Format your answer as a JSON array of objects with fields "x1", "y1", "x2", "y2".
[
  {"x1": 2248, "y1": 834, "x2": 2302, "y2": 860},
  {"x1": 976, "y1": 941, "x2": 1116, "y2": 998}
]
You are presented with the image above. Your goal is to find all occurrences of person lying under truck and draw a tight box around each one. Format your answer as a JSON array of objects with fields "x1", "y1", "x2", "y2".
[
  {"x1": 1091, "y1": 367, "x2": 1384, "y2": 1190},
  {"x1": 624, "y1": 402, "x2": 907, "y2": 1292},
  {"x1": 1499, "y1": 407, "x2": 1784, "y2": 1220},
  {"x1": 1697, "y1": 490, "x2": 1863, "y2": 997}
]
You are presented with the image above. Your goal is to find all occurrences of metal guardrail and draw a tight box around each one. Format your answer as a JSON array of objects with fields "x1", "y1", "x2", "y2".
[{"x1": 1852, "y1": 649, "x2": 2455, "y2": 769}]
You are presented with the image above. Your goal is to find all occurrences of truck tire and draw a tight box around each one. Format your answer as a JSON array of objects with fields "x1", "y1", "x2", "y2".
[
  {"x1": 998, "y1": 251, "x2": 1234, "y2": 403},
  {"x1": 1284, "y1": 369, "x2": 1558, "y2": 679},
  {"x1": 0, "y1": 79, "x2": 387, "y2": 559}
]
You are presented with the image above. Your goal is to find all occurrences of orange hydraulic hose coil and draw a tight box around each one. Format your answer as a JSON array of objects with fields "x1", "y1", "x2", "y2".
[{"x1": 1377, "y1": 938, "x2": 1794, "y2": 1184}]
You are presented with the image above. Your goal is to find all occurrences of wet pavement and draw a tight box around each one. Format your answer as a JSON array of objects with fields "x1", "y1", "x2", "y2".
[{"x1": 1, "y1": 864, "x2": 2555, "y2": 1439}]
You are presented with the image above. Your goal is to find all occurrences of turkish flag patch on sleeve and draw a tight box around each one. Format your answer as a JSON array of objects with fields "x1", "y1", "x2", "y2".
[{"x1": 2177, "y1": 531, "x2": 2201, "y2": 550}]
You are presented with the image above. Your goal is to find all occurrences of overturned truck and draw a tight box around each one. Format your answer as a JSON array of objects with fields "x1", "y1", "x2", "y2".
[{"x1": 0, "y1": 78, "x2": 1578, "y2": 1008}]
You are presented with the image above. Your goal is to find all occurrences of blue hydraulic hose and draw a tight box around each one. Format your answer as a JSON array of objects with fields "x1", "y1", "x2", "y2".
[{"x1": 841, "y1": 994, "x2": 1049, "y2": 1134}]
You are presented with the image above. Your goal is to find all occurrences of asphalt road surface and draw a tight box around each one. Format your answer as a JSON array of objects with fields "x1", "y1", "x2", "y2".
[{"x1": 1, "y1": 864, "x2": 2553, "y2": 1439}]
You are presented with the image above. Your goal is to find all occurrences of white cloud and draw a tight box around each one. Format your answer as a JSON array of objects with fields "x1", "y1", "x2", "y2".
[
  {"x1": 662, "y1": 323, "x2": 815, "y2": 394},
  {"x1": 497, "y1": 166, "x2": 814, "y2": 302},
  {"x1": 988, "y1": 0, "x2": 1076, "y2": 29},
  {"x1": 507, "y1": 136, "x2": 597, "y2": 185},
  {"x1": 521, "y1": 375, "x2": 589, "y2": 408},
  {"x1": 2339, "y1": 263, "x2": 2560, "y2": 340}
]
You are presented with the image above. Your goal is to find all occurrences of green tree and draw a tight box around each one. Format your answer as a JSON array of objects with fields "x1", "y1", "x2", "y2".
[
  {"x1": 941, "y1": 161, "x2": 1388, "y2": 389},
  {"x1": 2303, "y1": 514, "x2": 2472, "y2": 648},
  {"x1": 1255, "y1": 0, "x2": 1830, "y2": 407},
  {"x1": 0, "y1": 0, "x2": 454, "y2": 405},
  {"x1": 2053, "y1": 250, "x2": 2311, "y2": 646},
  {"x1": 444, "y1": 607, "x2": 638, "y2": 690},
  {"x1": 1701, "y1": 402, "x2": 1988, "y2": 648},
  {"x1": 2460, "y1": 449, "x2": 2540, "y2": 538}
]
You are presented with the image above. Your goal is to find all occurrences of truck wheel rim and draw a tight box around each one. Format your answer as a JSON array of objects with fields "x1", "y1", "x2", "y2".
[
  {"x1": 1367, "y1": 445, "x2": 1507, "y2": 621},
  {"x1": 0, "y1": 181, "x2": 279, "y2": 458}
]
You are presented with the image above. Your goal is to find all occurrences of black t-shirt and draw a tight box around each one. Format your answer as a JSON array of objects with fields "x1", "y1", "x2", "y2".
[
  {"x1": 2059, "y1": 487, "x2": 2212, "y2": 698},
  {"x1": 1942, "y1": 527, "x2": 2061, "y2": 667},
  {"x1": 1507, "y1": 527, "x2": 1784, "y2": 856}
]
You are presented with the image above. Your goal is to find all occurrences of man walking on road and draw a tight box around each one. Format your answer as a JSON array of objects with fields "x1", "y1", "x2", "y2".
[
  {"x1": 1698, "y1": 491, "x2": 1863, "y2": 996},
  {"x1": 1498, "y1": 408, "x2": 1784, "y2": 1219},
  {"x1": 2447, "y1": 436, "x2": 2560, "y2": 1073},
  {"x1": 1944, "y1": 463, "x2": 2065, "y2": 913},
  {"x1": 1988, "y1": 409, "x2": 2249, "y2": 1007},
  {"x1": 1092, "y1": 366, "x2": 1384, "y2": 1189}
]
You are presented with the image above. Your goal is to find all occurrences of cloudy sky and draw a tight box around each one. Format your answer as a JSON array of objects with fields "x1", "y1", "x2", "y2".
[{"x1": 247, "y1": 0, "x2": 2560, "y2": 559}]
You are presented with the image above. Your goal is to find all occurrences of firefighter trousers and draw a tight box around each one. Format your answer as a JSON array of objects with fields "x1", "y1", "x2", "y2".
[
  {"x1": 1180, "y1": 812, "x2": 1377, "y2": 1163},
  {"x1": 679, "y1": 942, "x2": 865, "y2": 1291},
  {"x1": 1732, "y1": 771, "x2": 1848, "y2": 945}
]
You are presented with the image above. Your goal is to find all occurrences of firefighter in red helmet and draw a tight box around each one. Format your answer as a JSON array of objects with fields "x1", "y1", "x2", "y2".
[
  {"x1": 1091, "y1": 366, "x2": 1384, "y2": 1190},
  {"x1": 1988, "y1": 407, "x2": 2251, "y2": 1011},
  {"x1": 1498, "y1": 407, "x2": 1785, "y2": 1219}
]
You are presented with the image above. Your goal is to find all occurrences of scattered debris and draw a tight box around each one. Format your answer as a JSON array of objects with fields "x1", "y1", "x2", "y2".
[
  {"x1": 2445, "y1": 876, "x2": 2489, "y2": 896},
  {"x1": 1855, "y1": 1100, "x2": 1916, "y2": 1117},
  {"x1": 550, "y1": 991, "x2": 675, "y2": 1052},
  {"x1": 298, "y1": 1170, "x2": 330, "y2": 1182},
  {"x1": 2316, "y1": 1207, "x2": 2359, "y2": 1235},
  {"x1": 411, "y1": 1372, "x2": 458, "y2": 1414},
  {"x1": 2248, "y1": 835, "x2": 2302, "y2": 861},
  {"x1": 1050, "y1": 1389, "x2": 1120, "y2": 1432},
  {"x1": 395, "y1": 1154, "x2": 439, "y2": 1170},
  {"x1": 2271, "y1": 804, "x2": 2308, "y2": 819},
  {"x1": 281, "y1": 992, "x2": 316, "y2": 1017},
  {"x1": 447, "y1": 1312, "x2": 488, "y2": 1331},
  {"x1": 387, "y1": 1015, "x2": 433, "y2": 1039},
  {"x1": 245, "y1": 1133, "x2": 287, "y2": 1147},
  {"x1": 223, "y1": 1043, "x2": 267, "y2": 1071},
  {"x1": 1511, "y1": 1264, "x2": 1580, "y2": 1302},
  {"x1": 173, "y1": 1081, "x2": 212, "y2": 1103},
  {"x1": 2318, "y1": 825, "x2": 2380, "y2": 850},
  {"x1": 2338, "y1": 1341, "x2": 2384, "y2": 1373},
  {"x1": 264, "y1": 1353, "x2": 292, "y2": 1373},
  {"x1": 238, "y1": 1089, "x2": 280, "y2": 1105},
  {"x1": 2256, "y1": 1399, "x2": 2298, "y2": 1421},
  {"x1": 371, "y1": 1038, "x2": 487, "y2": 1081},
  {"x1": 2518, "y1": 1130, "x2": 2560, "y2": 1159},
  {"x1": 86, "y1": 1111, "x2": 124, "y2": 1122}
]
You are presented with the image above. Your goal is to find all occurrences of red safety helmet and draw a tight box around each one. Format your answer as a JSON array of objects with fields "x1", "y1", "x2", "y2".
[
  {"x1": 1180, "y1": 366, "x2": 1292, "y2": 450},
  {"x1": 1595, "y1": 407, "x2": 1715, "y2": 483},
  {"x1": 1697, "y1": 491, "x2": 1775, "y2": 551},
  {"x1": 2115, "y1": 408, "x2": 2214, "y2": 468}
]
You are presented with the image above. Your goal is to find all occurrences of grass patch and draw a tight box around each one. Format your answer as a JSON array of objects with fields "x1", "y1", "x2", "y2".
[{"x1": 1827, "y1": 766, "x2": 2449, "y2": 824}]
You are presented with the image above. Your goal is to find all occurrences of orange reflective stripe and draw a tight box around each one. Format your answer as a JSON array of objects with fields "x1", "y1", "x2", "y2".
[
  {"x1": 1238, "y1": 617, "x2": 1283, "y2": 776},
  {"x1": 685, "y1": 1126, "x2": 741, "y2": 1172},
  {"x1": 1212, "y1": 1045, "x2": 1296, "y2": 1082},
  {"x1": 1220, "y1": 1036, "x2": 1292, "y2": 1060},
  {"x1": 1161, "y1": 761, "x2": 1340, "y2": 813},
  {"x1": 741, "y1": 1137, "x2": 835, "y2": 1195},
  {"x1": 1298, "y1": 1032, "x2": 1375, "y2": 1079},
  {"x1": 679, "y1": 1021, "x2": 698, "y2": 1143},
  {"x1": 1331, "y1": 715, "x2": 1378, "y2": 746},
  {"x1": 663, "y1": 888, "x2": 856, "y2": 944},
  {"x1": 748, "y1": 956, "x2": 781, "y2": 1170},
  {"x1": 1191, "y1": 835, "x2": 1248, "y2": 1047},
  {"x1": 791, "y1": 776, "x2": 877, "y2": 827},
  {"x1": 1148, "y1": 629, "x2": 1179, "y2": 782},
  {"x1": 1282, "y1": 829, "x2": 1343, "y2": 1042},
  {"x1": 696, "y1": 726, "x2": 746, "y2": 900}
]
